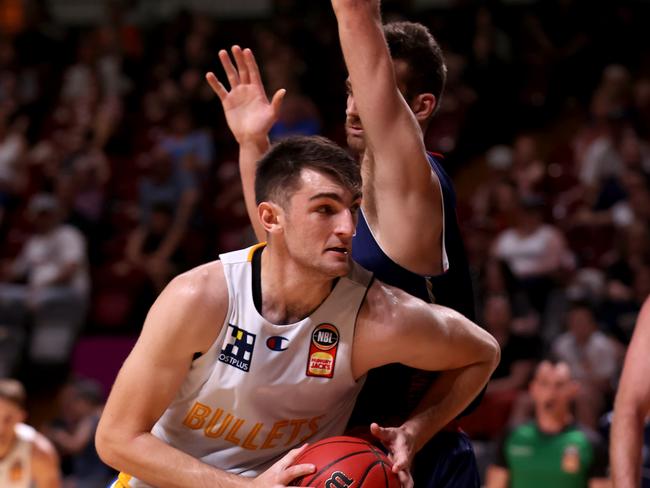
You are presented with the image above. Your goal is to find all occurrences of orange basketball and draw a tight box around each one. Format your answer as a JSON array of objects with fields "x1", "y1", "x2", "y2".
[{"x1": 292, "y1": 436, "x2": 401, "y2": 487}]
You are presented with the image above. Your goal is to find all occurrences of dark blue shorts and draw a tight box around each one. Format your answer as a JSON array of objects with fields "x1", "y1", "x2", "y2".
[{"x1": 413, "y1": 430, "x2": 480, "y2": 488}]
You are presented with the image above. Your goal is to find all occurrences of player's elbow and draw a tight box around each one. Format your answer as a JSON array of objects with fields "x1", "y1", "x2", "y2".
[
  {"x1": 489, "y1": 335, "x2": 501, "y2": 373},
  {"x1": 477, "y1": 329, "x2": 501, "y2": 374},
  {"x1": 95, "y1": 417, "x2": 128, "y2": 470}
]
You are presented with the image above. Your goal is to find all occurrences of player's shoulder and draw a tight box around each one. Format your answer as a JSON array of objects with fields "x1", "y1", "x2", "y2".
[
  {"x1": 362, "y1": 279, "x2": 429, "y2": 331},
  {"x1": 151, "y1": 259, "x2": 228, "y2": 333},
  {"x1": 30, "y1": 429, "x2": 58, "y2": 465},
  {"x1": 365, "y1": 279, "x2": 419, "y2": 309},
  {"x1": 166, "y1": 259, "x2": 226, "y2": 304}
]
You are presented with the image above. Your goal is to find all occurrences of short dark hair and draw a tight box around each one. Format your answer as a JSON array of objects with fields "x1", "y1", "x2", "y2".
[
  {"x1": 0, "y1": 379, "x2": 26, "y2": 409},
  {"x1": 383, "y1": 21, "x2": 447, "y2": 111},
  {"x1": 255, "y1": 136, "x2": 361, "y2": 206}
]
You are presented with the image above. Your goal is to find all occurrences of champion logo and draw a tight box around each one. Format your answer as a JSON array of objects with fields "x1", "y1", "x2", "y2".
[{"x1": 266, "y1": 336, "x2": 289, "y2": 351}]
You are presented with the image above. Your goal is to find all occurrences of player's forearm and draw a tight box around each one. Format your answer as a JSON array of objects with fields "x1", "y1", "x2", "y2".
[
  {"x1": 239, "y1": 138, "x2": 268, "y2": 242},
  {"x1": 333, "y1": 0, "x2": 404, "y2": 137},
  {"x1": 97, "y1": 431, "x2": 251, "y2": 488},
  {"x1": 610, "y1": 402, "x2": 644, "y2": 488},
  {"x1": 402, "y1": 361, "x2": 495, "y2": 452},
  {"x1": 333, "y1": 0, "x2": 439, "y2": 202}
]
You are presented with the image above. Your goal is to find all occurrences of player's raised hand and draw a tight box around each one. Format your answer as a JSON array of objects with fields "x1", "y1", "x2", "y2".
[
  {"x1": 252, "y1": 444, "x2": 316, "y2": 488},
  {"x1": 206, "y1": 45, "x2": 286, "y2": 144},
  {"x1": 370, "y1": 423, "x2": 415, "y2": 488}
]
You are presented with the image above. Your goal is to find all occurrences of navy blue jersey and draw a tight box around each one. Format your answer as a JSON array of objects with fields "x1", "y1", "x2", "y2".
[
  {"x1": 349, "y1": 153, "x2": 476, "y2": 426},
  {"x1": 352, "y1": 153, "x2": 475, "y2": 319}
]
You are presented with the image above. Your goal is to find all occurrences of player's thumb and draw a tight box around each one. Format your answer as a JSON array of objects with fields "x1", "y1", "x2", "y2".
[
  {"x1": 271, "y1": 88, "x2": 287, "y2": 113},
  {"x1": 370, "y1": 422, "x2": 392, "y2": 441}
]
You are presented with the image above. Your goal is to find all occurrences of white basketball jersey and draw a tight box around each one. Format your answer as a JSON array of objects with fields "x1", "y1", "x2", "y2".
[
  {"x1": 125, "y1": 244, "x2": 371, "y2": 487},
  {"x1": 0, "y1": 423, "x2": 35, "y2": 488}
]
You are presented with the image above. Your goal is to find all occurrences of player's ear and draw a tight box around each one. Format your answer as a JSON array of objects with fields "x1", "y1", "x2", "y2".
[
  {"x1": 259, "y1": 202, "x2": 283, "y2": 234},
  {"x1": 411, "y1": 93, "x2": 436, "y2": 122}
]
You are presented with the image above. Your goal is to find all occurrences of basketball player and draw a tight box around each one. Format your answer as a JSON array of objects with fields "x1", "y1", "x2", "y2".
[
  {"x1": 611, "y1": 297, "x2": 650, "y2": 488},
  {"x1": 0, "y1": 379, "x2": 62, "y2": 488},
  {"x1": 207, "y1": 5, "x2": 478, "y2": 484},
  {"x1": 96, "y1": 136, "x2": 499, "y2": 487}
]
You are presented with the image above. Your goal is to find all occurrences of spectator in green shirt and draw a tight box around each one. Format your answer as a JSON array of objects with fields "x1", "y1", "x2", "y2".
[{"x1": 486, "y1": 360, "x2": 610, "y2": 488}]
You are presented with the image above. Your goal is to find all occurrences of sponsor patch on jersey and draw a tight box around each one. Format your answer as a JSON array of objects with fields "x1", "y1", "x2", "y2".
[
  {"x1": 266, "y1": 336, "x2": 289, "y2": 351},
  {"x1": 306, "y1": 323, "x2": 339, "y2": 378},
  {"x1": 219, "y1": 324, "x2": 256, "y2": 372},
  {"x1": 9, "y1": 460, "x2": 23, "y2": 482},
  {"x1": 561, "y1": 444, "x2": 581, "y2": 473}
]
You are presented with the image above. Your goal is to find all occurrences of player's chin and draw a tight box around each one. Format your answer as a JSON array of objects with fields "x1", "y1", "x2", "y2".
[
  {"x1": 346, "y1": 133, "x2": 365, "y2": 155},
  {"x1": 321, "y1": 255, "x2": 351, "y2": 277}
]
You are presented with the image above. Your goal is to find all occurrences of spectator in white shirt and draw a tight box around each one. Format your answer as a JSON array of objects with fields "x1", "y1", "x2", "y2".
[
  {"x1": 552, "y1": 300, "x2": 622, "y2": 429},
  {"x1": 0, "y1": 194, "x2": 89, "y2": 373}
]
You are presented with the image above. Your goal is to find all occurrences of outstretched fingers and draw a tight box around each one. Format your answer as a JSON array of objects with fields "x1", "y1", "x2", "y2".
[
  {"x1": 218, "y1": 49, "x2": 240, "y2": 89},
  {"x1": 244, "y1": 48, "x2": 263, "y2": 86},
  {"x1": 271, "y1": 89, "x2": 287, "y2": 114},
  {"x1": 231, "y1": 45, "x2": 250, "y2": 85},
  {"x1": 205, "y1": 72, "x2": 228, "y2": 101}
]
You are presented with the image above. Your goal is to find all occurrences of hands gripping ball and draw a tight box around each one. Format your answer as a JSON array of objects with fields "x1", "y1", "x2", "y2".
[{"x1": 292, "y1": 436, "x2": 400, "y2": 487}]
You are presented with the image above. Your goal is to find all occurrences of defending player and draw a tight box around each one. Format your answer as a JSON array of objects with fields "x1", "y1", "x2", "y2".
[
  {"x1": 610, "y1": 297, "x2": 650, "y2": 488},
  {"x1": 207, "y1": 8, "x2": 479, "y2": 484},
  {"x1": 96, "y1": 136, "x2": 499, "y2": 487},
  {"x1": 0, "y1": 379, "x2": 62, "y2": 488}
]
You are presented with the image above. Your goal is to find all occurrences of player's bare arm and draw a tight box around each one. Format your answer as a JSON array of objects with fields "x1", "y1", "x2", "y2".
[
  {"x1": 353, "y1": 282, "x2": 499, "y2": 469},
  {"x1": 332, "y1": 0, "x2": 444, "y2": 275},
  {"x1": 96, "y1": 263, "x2": 314, "y2": 487},
  {"x1": 31, "y1": 432, "x2": 62, "y2": 488},
  {"x1": 206, "y1": 46, "x2": 285, "y2": 242},
  {"x1": 611, "y1": 297, "x2": 650, "y2": 488}
]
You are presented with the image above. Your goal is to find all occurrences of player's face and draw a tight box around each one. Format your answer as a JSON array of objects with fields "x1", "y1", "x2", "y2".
[
  {"x1": 345, "y1": 60, "x2": 412, "y2": 156},
  {"x1": 282, "y1": 169, "x2": 360, "y2": 278},
  {"x1": 0, "y1": 398, "x2": 24, "y2": 452}
]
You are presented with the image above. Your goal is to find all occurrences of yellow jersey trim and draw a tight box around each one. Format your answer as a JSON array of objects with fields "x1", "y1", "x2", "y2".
[
  {"x1": 116, "y1": 472, "x2": 132, "y2": 487},
  {"x1": 247, "y1": 242, "x2": 267, "y2": 262}
]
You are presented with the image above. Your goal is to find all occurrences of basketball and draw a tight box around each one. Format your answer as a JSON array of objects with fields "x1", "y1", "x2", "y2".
[{"x1": 292, "y1": 436, "x2": 401, "y2": 487}]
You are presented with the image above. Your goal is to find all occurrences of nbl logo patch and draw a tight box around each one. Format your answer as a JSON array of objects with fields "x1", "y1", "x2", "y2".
[
  {"x1": 306, "y1": 323, "x2": 339, "y2": 378},
  {"x1": 219, "y1": 325, "x2": 256, "y2": 372}
]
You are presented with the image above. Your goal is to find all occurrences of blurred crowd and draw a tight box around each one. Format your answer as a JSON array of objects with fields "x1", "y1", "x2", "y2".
[{"x1": 0, "y1": 0, "x2": 649, "y2": 484}]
